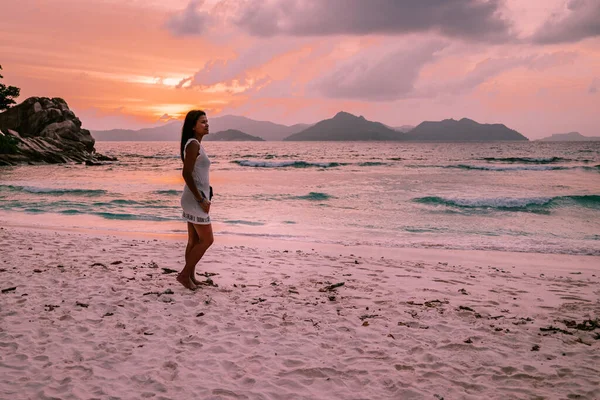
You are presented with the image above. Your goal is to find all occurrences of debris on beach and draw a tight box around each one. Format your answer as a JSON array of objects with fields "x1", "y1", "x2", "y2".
[
  {"x1": 540, "y1": 326, "x2": 573, "y2": 335},
  {"x1": 161, "y1": 268, "x2": 178, "y2": 274},
  {"x1": 561, "y1": 319, "x2": 599, "y2": 331},
  {"x1": 512, "y1": 317, "x2": 533, "y2": 325},
  {"x1": 196, "y1": 272, "x2": 219, "y2": 286},
  {"x1": 575, "y1": 338, "x2": 591, "y2": 346},
  {"x1": 398, "y1": 321, "x2": 430, "y2": 329},
  {"x1": 143, "y1": 289, "x2": 174, "y2": 297},
  {"x1": 359, "y1": 314, "x2": 379, "y2": 321},
  {"x1": 319, "y1": 282, "x2": 345, "y2": 292},
  {"x1": 406, "y1": 299, "x2": 449, "y2": 308},
  {"x1": 198, "y1": 271, "x2": 219, "y2": 277}
]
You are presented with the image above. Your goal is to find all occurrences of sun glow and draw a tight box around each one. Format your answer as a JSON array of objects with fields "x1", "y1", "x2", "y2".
[
  {"x1": 146, "y1": 104, "x2": 196, "y2": 118},
  {"x1": 200, "y1": 80, "x2": 254, "y2": 94},
  {"x1": 127, "y1": 75, "x2": 190, "y2": 87}
]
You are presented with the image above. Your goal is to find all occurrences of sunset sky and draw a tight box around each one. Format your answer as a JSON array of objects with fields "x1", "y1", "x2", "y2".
[{"x1": 1, "y1": 0, "x2": 599, "y2": 138}]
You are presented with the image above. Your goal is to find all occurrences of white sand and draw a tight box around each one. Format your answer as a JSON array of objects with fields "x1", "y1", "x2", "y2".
[{"x1": 1, "y1": 225, "x2": 599, "y2": 400}]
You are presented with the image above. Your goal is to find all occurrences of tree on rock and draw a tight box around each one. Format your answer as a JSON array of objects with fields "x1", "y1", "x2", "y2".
[{"x1": 0, "y1": 65, "x2": 21, "y2": 111}]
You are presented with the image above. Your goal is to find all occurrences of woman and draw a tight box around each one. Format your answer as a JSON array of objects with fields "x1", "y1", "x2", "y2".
[{"x1": 178, "y1": 110, "x2": 214, "y2": 290}]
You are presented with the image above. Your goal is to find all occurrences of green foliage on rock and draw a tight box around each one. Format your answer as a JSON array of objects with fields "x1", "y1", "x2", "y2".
[
  {"x1": 0, "y1": 65, "x2": 21, "y2": 111},
  {"x1": 0, "y1": 133, "x2": 19, "y2": 154}
]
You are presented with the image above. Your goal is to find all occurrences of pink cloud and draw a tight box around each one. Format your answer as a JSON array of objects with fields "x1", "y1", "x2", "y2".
[
  {"x1": 310, "y1": 40, "x2": 446, "y2": 101},
  {"x1": 589, "y1": 78, "x2": 599, "y2": 94}
]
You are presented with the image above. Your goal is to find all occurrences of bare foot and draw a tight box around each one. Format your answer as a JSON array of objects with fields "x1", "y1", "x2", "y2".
[
  {"x1": 191, "y1": 275, "x2": 201, "y2": 286},
  {"x1": 176, "y1": 274, "x2": 198, "y2": 290}
]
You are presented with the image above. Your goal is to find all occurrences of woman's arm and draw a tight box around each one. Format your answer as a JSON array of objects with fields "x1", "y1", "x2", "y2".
[{"x1": 182, "y1": 140, "x2": 210, "y2": 213}]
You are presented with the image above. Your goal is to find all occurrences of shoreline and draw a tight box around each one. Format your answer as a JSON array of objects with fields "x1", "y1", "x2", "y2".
[{"x1": 3, "y1": 217, "x2": 600, "y2": 272}]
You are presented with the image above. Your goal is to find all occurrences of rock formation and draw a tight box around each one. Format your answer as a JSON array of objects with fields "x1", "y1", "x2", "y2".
[{"x1": 0, "y1": 97, "x2": 115, "y2": 166}]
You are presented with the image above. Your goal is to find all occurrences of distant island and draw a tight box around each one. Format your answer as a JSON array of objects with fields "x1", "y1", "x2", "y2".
[
  {"x1": 402, "y1": 118, "x2": 528, "y2": 142},
  {"x1": 537, "y1": 132, "x2": 600, "y2": 142},
  {"x1": 91, "y1": 115, "x2": 310, "y2": 142},
  {"x1": 90, "y1": 122, "x2": 180, "y2": 142},
  {"x1": 207, "y1": 115, "x2": 310, "y2": 141},
  {"x1": 204, "y1": 129, "x2": 264, "y2": 141},
  {"x1": 284, "y1": 113, "x2": 526, "y2": 142},
  {"x1": 284, "y1": 112, "x2": 401, "y2": 141},
  {"x1": 91, "y1": 111, "x2": 530, "y2": 142}
]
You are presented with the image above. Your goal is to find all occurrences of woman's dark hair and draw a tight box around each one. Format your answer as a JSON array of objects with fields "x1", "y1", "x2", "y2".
[{"x1": 180, "y1": 110, "x2": 206, "y2": 161}]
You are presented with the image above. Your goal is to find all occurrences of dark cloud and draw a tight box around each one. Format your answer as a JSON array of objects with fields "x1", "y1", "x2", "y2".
[
  {"x1": 165, "y1": 0, "x2": 211, "y2": 36},
  {"x1": 311, "y1": 41, "x2": 446, "y2": 101},
  {"x1": 532, "y1": 0, "x2": 600, "y2": 44},
  {"x1": 234, "y1": 0, "x2": 511, "y2": 41}
]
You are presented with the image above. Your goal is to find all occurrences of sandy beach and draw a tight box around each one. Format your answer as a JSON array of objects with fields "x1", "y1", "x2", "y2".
[{"x1": 1, "y1": 225, "x2": 599, "y2": 400}]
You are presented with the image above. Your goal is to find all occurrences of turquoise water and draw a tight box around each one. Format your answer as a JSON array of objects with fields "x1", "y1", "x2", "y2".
[{"x1": 1, "y1": 141, "x2": 599, "y2": 255}]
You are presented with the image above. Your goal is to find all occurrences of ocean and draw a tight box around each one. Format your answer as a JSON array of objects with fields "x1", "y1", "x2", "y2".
[{"x1": 1, "y1": 141, "x2": 599, "y2": 256}]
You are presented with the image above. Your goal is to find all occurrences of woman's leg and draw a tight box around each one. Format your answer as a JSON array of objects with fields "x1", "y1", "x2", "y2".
[
  {"x1": 188, "y1": 223, "x2": 214, "y2": 285},
  {"x1": 186, "y1": 222, "x2": 200, "y2": 262},
  {"x1": 177, "y1": 222, "x2": 201, "y2": 290},
  {"x1": 186, "y1": 223, "x2": 203, "y2": 285}
]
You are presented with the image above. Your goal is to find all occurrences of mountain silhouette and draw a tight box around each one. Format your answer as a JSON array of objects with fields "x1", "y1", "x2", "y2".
[
  {"x1": 403, "y1": 118, "x2": 527, "y2": 141},
  {"x1": 204, "y1": 129, "x2": 265, "y2": 141},
  {"x1": 537, "y1": 132, "x2": 600, "y2": 142},
  {"x1": 284, "y1": 112, "x2": 401, "y2": 141},
  {"x1": 91, "y1": 115, "x2": 309, "y2": 141},
  {"x1": 91, "y1": 114, "x2": 531, "y2": 142}
]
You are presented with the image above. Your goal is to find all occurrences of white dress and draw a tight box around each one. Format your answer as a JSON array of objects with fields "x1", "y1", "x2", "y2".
[{"x1": 180, "y1": 138, "x2": 211, "y2": 225}]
